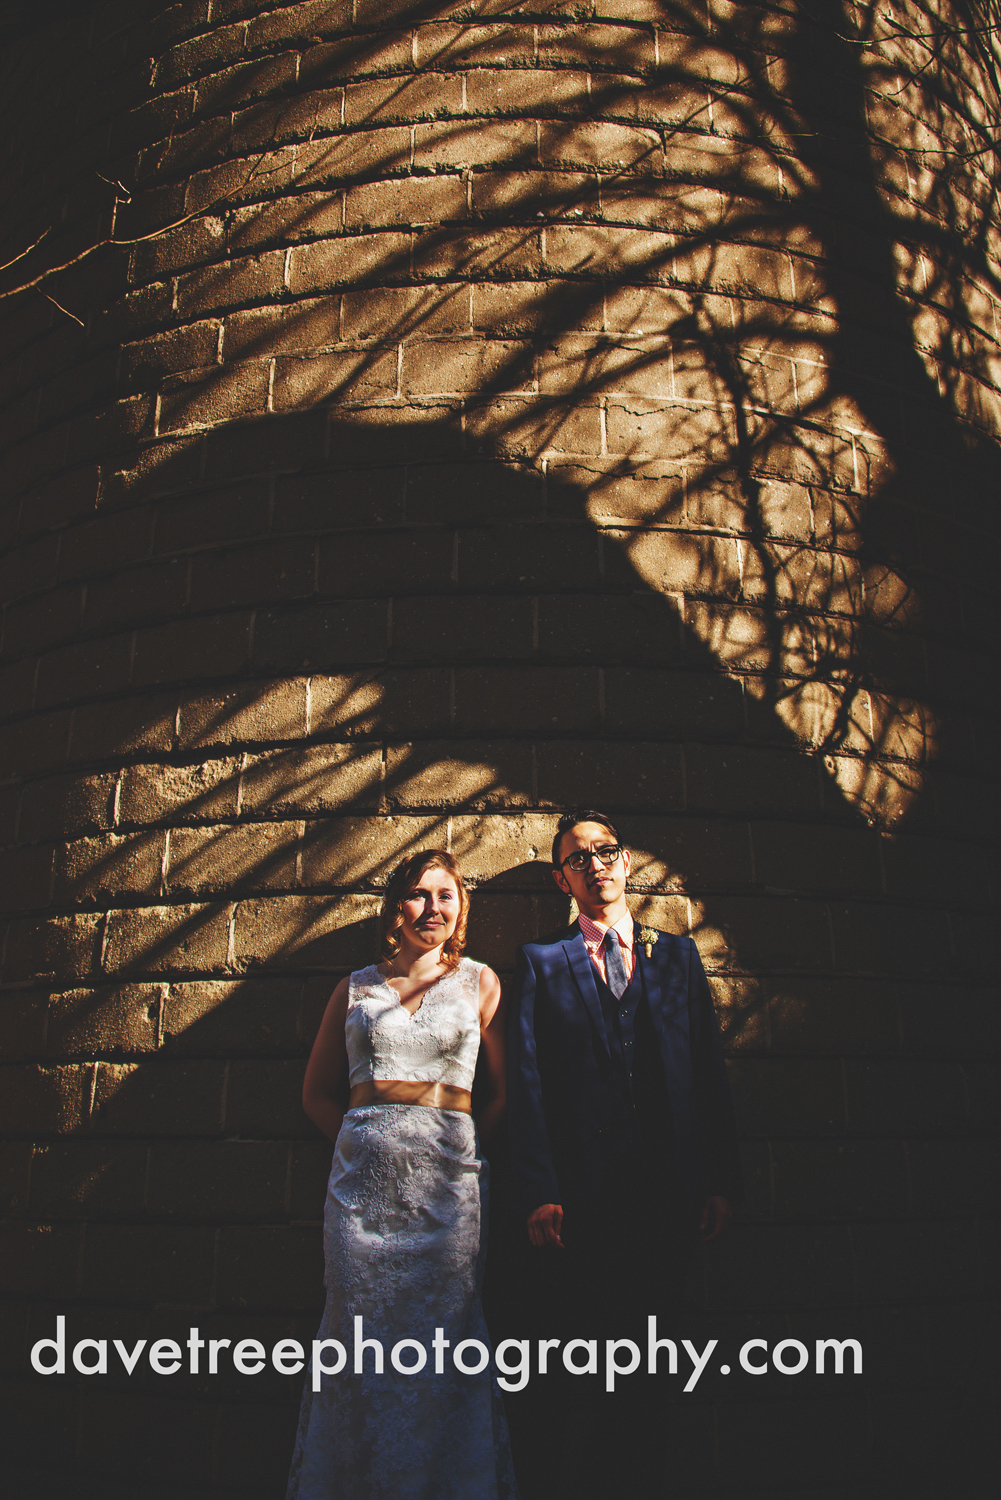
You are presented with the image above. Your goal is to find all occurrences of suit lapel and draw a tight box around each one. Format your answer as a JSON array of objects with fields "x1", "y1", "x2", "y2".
[{"x1": 561, "y1": 927, "x2": 611, "y2": 1056}]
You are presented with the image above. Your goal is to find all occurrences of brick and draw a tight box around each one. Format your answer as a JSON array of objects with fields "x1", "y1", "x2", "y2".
[
  {"x1": 226, "y1": 1058, "x2": 308, "y2": 1136},
  {"x1": 701, "y1": 893, "x2": 832, "y2": 972},
  {"x1": 90, "y1": 1055, "x2": 226, "y2": 1136},
  {"x1": 84, "y1": 556, "x2": 189, "y2": 632},
  {"x1": 765, "y1": 976, "x2": 901, "y2": 1056},
  {"x1": 845, "y1": 1059, "x2": 969, "y2": 1135},
  {"x1": 147, "y1": 1138, "x2": 289, "y2": 1219},
  {"x1": 228, "y1": 188, "x2": 344, "y2": 248},
  {"x1": 465, "y1": 395, "x2": 602, "y2": 456},
  {"x1": 544, "y1": 223, "x2": 670, "y2": 281},
  {"x1": 119, "y1": 759, "x2": 238, "y2": 827},
  {"x1": 241, "y1": 744, "x2": 383, "y2": 816},
  {"x1": 604, "y1": 667, "x2": 743, "y2": 737},
  {"x1": 287, "y1": 231, "x2": 411, "y2": 294},
  {"x1": 16, "y1": 467, "x2": 99, "y2": 536},
  {"x1": 130, "y1": 612, "x2": 252, "y2": 686},
  {"x1": 253, "y1": 598, "x2": 388, "y2": 673},
  {"x1": 294, "y1": 121, "x2": 410, "y2": 184},
  {"x1": 384, "y1": 742, "x2": 534, "y2": 812},
  {"x1": 0, "y1": 657, "x2": 36, "y2": 721},
  {"x1": 0, "y1": 1220, "x2": 83, "y2": 1300},
  {"x1": 166, "y1": 822, "x2": 299, "y2": 896},
  {"x1": 28, "y1": 1139, "x2": 148, "y2": 1216},
  {"x1": 131, "y1": 216, "x2": 226, "y2": 283},
  {"x1": 413, "y1": 225, "x2": 544, "y2": 280},
  {"x1": 389, "y1": 593, "x2": 534, "y2": 661},
  {"x1": 626, "y1": 815, "x2": 752, "y2": 891},
  {"x1": 53, "y1": 832, "x2": 164, "y2": 905},
  {"x1": 831, "y1": 900, "x2": 953, "y2": 976},
  {"x1": 158, "y1": 358, "x2": 272, "y2": 432},
  {"x1": 717, "y1": 1390, "x2": 868, "y2": 1484},
  {"x1": 344, "y1": 174, "x2": 467, "y2": 231},
  {"x1": 472, "y1": 279, "x2": 602, "y2": 335},
  {"x1": 69, "y1": 696, "x2": 176, "y2": 763},
  {"x1": 882, "y1": 830, "x2": 991, "y2": 905},
  {"x1": 299, "y1": 815, "x2": 444, "y2": 890},
  {"x1": 177, "y1": 679, "x2": 309, "y2": 747},
  {"x1": 45, "y1": 983, "x2": 162, "y2": 1058},
  {"x1": 309, "y1": 669, "x2": 453, "y2": 736},
  {"x1": 153, "y1": 478, "x2": 271, "y2": 552},
  {"x1": 272, "y1": 465, "x2": 407, "y2": 531},
  {"x1": 413, "y1": 22, "x2": 535, "y2": 68},
  {"x1": 18, "y1": 773, "x2": 117, "y2": 843},
  {"x1": 454, "y1": 666, "x2": 599, "y2": 734},
  {"x1": 190, "y1": 537, "x2": 315, "y2": 611},
  {"x1": 206, "y1": 408, "x2": 324, "y2": 483},
  {"x1": 317, "y1": 525, "x2": 453, "y2": 597},
  {"x1": 3, "y1": 914, "x2": 103, "y2": 985},
  {"x1": 466, "y1": 66, "x2": 592, "y2": 116},
  {"x1": 0, "y1": 843, "x2": 53, "y2": 912},
  {"x1": 855, "y1": 1220, "x2": 983, "y2": 1303},
  {"x1": 414, "y1": 118, "x2": 536, "y2": 169},
  {"x1": 535, "y1": 739, "x2": 686, "y2": 812},
  {"x1": 100, "y1": 433, "x2": 205, "y2": 510},
  {"x1": 539, "y1": 120, "x2": 662, "y2": 173},
  {"x1": 0, "y1": 1057, "x2": 93, "y2": 1133},
  {"x1": 536, "y1": 21, "x2": 654, "y2": 68},
  {"x1": 750, "y1": 820, "x2": 882, "y2": 897},
  {"x1": 548, "y1": 459, "x2": 683, "y2": 523},
  {"x1": 273, "y1": 347, "x2": 399, "y2": 408},
  {"x1": 448, "y1": 811, "x2": 570, "y2": 882},
  {"x1": 157, "y1": 975, "x2": 301, "y2": 1057},
  {"x1": 770, "y1": 1139, "x2": 847, "y2": 1220},
  {"x1": 175, "y1": 250, "x2": 285, "y2": 319},
  {"x1": 231, "y1": 893, "x2": 380, "y2": 968},
  {"x1": 81, "y1": 1221, "x2": 216, "y2": 1303},
  {"x1": 101, "y1": 902, "x2": 231, "y2": 975},
  {"x1": 400, "y1": 336, "x2": 532, "y2": 396},
  {"x1": 345, "y1": 72, "x2": 464, "y2": 125},
  {"x1": 55, "y1": 510, "x2": 154, "y2": 591},
  {"x1": 458, "y1": 521, "x2": 599, "y2": 590},
  {"x1": 727, "y1": 1057, "x2": 846, "y2": 1137},
  {"x1": 325, "y1": 400, "x2": 466, "y2": 465},
  {"x1": 538, "y1": 591, "x2": 687, "y2": 666},
  {"x1": 65, "y1": 394, "x2": 156, "y2": 468},
  {"x1": 217, "y1": 1225, "x2": 323, "y2": 1311},
  {"x1": 193, "y1": 52, "x2": 298, "y2": 113},
  {"x1": 0, "y1": 533, "x2": 59, "y2": 604},
  {"x1": 686, "y1": 744, "x2": 820, "y2": 817},
  {"x1": 407, "y1": 459, "x2": 544, "y2": 524},
  {"x1": 246, "y1": 1, "x2": 352, "y2": 49},
  {"x1": 34, "y1": 632, "x2": 134, "y2": 710},
  {"x1": 224, "y1": 300, "x2": 343, "y2": 362},
  {"x1": 341, "y1": 283, "x2": 470, "y2": 339}
]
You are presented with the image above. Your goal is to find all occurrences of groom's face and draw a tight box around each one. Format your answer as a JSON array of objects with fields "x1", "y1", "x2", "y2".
[{"x1": 552, "y1": 820, "x2": 631, "y2": 911}]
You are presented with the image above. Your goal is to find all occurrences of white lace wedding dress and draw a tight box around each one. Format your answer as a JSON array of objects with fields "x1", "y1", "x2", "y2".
[{"x1": 286, "y1": 959, "x2": 518, "y2": 1500}]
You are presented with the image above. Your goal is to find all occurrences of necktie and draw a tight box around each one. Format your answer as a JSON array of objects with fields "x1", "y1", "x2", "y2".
[{"x1": 604, "y1": 929, "x2": 629, "y2": 1000}]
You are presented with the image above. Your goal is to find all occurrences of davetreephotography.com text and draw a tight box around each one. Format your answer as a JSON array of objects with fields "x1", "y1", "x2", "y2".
[{"x1": 32, "y1": 1317, "x2": 862, "y2": 1393}]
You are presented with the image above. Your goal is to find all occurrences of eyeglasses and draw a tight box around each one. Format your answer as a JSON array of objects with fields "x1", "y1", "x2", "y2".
[{"x1": 558, "y1": 844, "x2": 624, "y2": 873}]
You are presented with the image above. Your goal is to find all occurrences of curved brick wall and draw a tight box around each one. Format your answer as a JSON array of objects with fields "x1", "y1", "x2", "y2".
[{"x1": 1, "y1": 3, "x2": 997, "y2": 1494}]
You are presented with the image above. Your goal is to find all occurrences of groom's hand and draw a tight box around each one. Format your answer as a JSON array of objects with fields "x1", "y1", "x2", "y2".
[{"x1": 527, "y1": 1203, "x2": 564, "y2": 1249}]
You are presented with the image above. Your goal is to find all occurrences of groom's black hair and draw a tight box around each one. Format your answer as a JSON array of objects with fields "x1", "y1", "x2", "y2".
[{"x1": 552, "y1": 808, "x2": 622, "y2": 867}]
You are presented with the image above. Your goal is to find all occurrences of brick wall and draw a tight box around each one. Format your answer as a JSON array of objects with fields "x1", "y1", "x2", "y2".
[{"x1": 1, "y1": 3, "x2": 997, "y2": 1495}]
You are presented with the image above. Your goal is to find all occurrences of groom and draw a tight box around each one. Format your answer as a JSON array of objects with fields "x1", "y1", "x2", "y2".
[{"x1": 507, "y1": 808, "x2": 742, "y2": 1494}]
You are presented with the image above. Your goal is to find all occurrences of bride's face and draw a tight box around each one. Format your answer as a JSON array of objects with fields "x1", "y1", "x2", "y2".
[{"x1": 398, "y1": 867, "x2": 461, "y2": 954}]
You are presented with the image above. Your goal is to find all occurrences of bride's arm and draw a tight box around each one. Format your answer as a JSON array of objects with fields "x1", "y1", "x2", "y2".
[
  {"x1": 475, "y1": 966, "x2": 506, "y2": 1149},
  {"x1": 302, "y1": 977, "x2": 351, "y2": 1142}
]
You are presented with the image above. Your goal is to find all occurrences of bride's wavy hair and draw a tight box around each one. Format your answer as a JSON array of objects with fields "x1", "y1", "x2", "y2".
[{"x1": 380, "y1": 849, "x2": 469, "y2": 973}]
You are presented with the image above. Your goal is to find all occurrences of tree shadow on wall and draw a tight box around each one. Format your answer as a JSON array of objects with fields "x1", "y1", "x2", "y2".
[{"x1": 3, "y1": 4, "x2": 999, "y2": 1497}]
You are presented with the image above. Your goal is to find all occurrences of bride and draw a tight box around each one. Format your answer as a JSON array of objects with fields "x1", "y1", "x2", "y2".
[{"x1": 286, "y1": 849, "x2": 518, "y2": 1500}]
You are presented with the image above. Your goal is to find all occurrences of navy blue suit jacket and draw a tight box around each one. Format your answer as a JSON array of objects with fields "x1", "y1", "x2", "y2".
[{"x1": 509, "y1": 923, "x2": 743, "y2": 1214}]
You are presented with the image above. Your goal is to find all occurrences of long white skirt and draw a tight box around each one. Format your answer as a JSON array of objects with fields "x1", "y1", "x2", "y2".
[{"x1": 286, "y1": 1104, "x2": 518, "y2": 1500}]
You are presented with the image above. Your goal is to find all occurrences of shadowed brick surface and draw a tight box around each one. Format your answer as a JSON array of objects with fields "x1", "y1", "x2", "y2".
[{"x1": 0, "y1": 1, "x2": 997, "y2": 1495}]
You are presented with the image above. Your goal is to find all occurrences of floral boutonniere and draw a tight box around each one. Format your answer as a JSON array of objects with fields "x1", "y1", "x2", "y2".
[{"x1": 638, "y1": 925, "x2": 659, "y2": 959}]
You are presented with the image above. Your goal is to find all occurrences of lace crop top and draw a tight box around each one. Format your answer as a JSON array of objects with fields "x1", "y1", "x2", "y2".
[{"x1": 344, "y1": 958, "x2": 483, "y2": 1091}]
